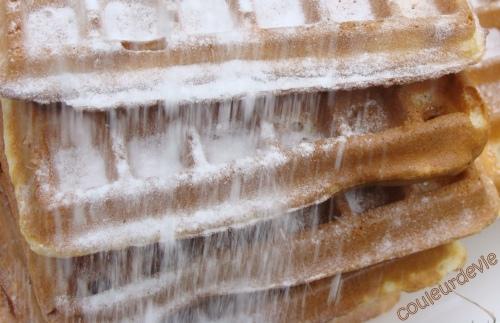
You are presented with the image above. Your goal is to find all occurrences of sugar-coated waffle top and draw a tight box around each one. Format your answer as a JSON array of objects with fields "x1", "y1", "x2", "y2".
[
  {"x1": 11, "y1": 167, "x2": 497, "y2": 321},
  {"x1": 0, "y1": 75, "x2": 490, "y2": 257},
  {"x1": 0, "y1": 0, "x2": 485, "y2": 109}
]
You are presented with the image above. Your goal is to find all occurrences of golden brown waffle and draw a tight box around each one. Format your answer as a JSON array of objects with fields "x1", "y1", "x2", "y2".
[
  {"x1": 0, "y1": 172, "x2": 467, "y2": 323},
  {"x1": 4, "y1": 166, "x2": 495, "y2": 322},
  {"x1": 468, "y1": 1, "x2": 500, "y2": 190},
  {"x1": 478, "y1": 112, "x2": 500, "y2": 190},
  {"x1": 171, "y1": 242, "x2": 466, "y2": 323},
  {"x1": 0, "y1": 0, "x2": 484, "y2": 108},
  {"x1": 0, "y1": 75, "x2": 490, "y2": 257},
  {"x1": 0, "y1": 186, "x2": 44, "y2": 323}
]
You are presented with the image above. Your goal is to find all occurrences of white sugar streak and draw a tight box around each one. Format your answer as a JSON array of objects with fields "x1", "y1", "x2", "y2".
[{"x1": 3, "y1": 44, "x2": 480, "y2": 110}]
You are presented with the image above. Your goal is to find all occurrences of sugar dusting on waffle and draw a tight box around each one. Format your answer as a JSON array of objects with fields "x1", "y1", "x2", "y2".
[
  {"x1": 0, "y1": 2, "x2": 495, "y2": 322},
  {"x1": 25, "y1": 7, "x2": 80, "y2": 56},
  {"x1": 0, "y1": 0, "x2": 484, "y2": 108},
  {"x1": 103, "y1": 1, "x2": 163, "y2": 41},
  {"x1": 321, "y1": 0, "x2": 374, "y2": 22},
  {"x1": 3, "y1": 73, "x2": 489, "y2": 260},
  {"x1": 253, "y1": 0, "x2": 305, "y2": 28},
  {"x1": 38, "y1": 93, "x2": 367, "y2": 250},
  {"x1": 46, "y1": 168, "x2": 495, "y2": 322},
  {"x1": 390, "y1": 0, "x2": 440, "y2": 17}
]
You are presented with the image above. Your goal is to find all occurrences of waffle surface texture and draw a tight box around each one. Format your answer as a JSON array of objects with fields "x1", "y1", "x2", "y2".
[
  {"x1": 0, "y1": 0, "x2": 486, "y2": 108},
  {"x1": 0, "y1": 1, "x2": 497, "y2": 322},
  {"x1": 469, "y1": 0, "x2": 500, "y2": 190},
  {"x1": 0, "y1": 163, "x2": 497, "y2": 321},
  {"x1": 0, "y1": 74, "x2": 491, "y2": 257}
]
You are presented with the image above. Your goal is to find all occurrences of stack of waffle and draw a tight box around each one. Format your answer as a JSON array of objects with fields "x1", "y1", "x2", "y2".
[
  {"x1": 0, "y1": 1, "x2": 499, "y2": 322},
  {"x1": 468, "y1": 0, "x2": 500, "y2": 190}
]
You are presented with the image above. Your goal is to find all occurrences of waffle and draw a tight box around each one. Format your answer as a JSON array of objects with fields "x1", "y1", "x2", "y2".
[
  {"x1": 6, "y1": 165, "x2": 495, "y2": 322},
  {"x1": 0, "y1": 0, "x2": 484, "y2": 109},
  {"x1": 0, "y1": 170, "x2": 468, "y2": 323},
  {"x1": 0, "y1": 186, "x2": 44, "y2": 323},
  {"x1": 0, "y1": 74, "x2": 490, "y2": 257},
  {"x1": 468, "y1": 1, "x2": 500, "y2": 189},
  {"x1": 171, "y1": 242, "x2": 466, "y2": 323}
]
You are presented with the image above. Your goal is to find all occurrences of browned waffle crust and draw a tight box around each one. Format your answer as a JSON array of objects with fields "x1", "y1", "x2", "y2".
[
  {"x1": 171, "y1": 242, "x2": 466, "y2": 323},
  {"x1": 0, "y1": 165, "x2": 494, "y2": 322},
  {"x1": 0, "y1": 0, "x2": 485, "y2": 108},
  {"x1": 0, "y1": 159, "x2": 477, "y2": 322},
  {"x1": 0, "y1": 75, "x2": 490, "y2": 257},
  {"x1": 468, "y1": 1, "x2": 500, "y2": 191}
]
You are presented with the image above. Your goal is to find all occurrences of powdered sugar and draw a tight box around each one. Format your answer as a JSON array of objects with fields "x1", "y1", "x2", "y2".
[
  {"x1": 85, "y1": 0, "x2": 99, "y2": 11},
  {"x1": 470, "y1": 0, "x2": 499, "y2": 9},
  {"x1": 54, "y1": 146, "x2": 108, "y2": 193},
  {"x1": 5, "y1": 1, "x2": 484, "y2": 107},
  {"x1": 238, "y1": 0, "x2": 254, "y2": 12},
  {"x1": 127, "y1": 132, "x2": 184, "y2": 179},
  {"x1": 72, "y1": 215, "x2": 178, "y2": 251},
  {"x1": 253, "y1": 0, "x2": 305, "y2": 28},
  {"x1": 470, "y1": 0, "x2": 482, "y2": 7},
  {"x1": 48, "y1": 172, "x2": 485, "y2": 321},
  {"x1": 345, "y1": 190, "x2": 364, "y2": 214},
  {"x1": 477, "y1": 82, "x2": 500, "y2": 114},
  {"x1": 335, "y1": 99, "x2": 389, "y2": 137},
  {"x1": 179, "y1": 0, "x2": 235, "y2": 34},
  {"x1": 25, "y1": 7, "x2": 79, "y2": 56},
  {"x1": 2, "y1": 39, "x2": 483, "y2": 110},
  {"x1": 392, "y1": 0, "x2": 441, "y2": 18},
  {"x1": 322, "y1": 0, "x2": 375, "y2": 22},
  {"x1": 54, "y1": 174, "x2": 330, "y2": 255},
  {"x1": 48, "y1": 141, "x2": 289, "y2": 208},
  {"x1": 203, "y1": 131, "x2": 258, "y2": 164}
]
